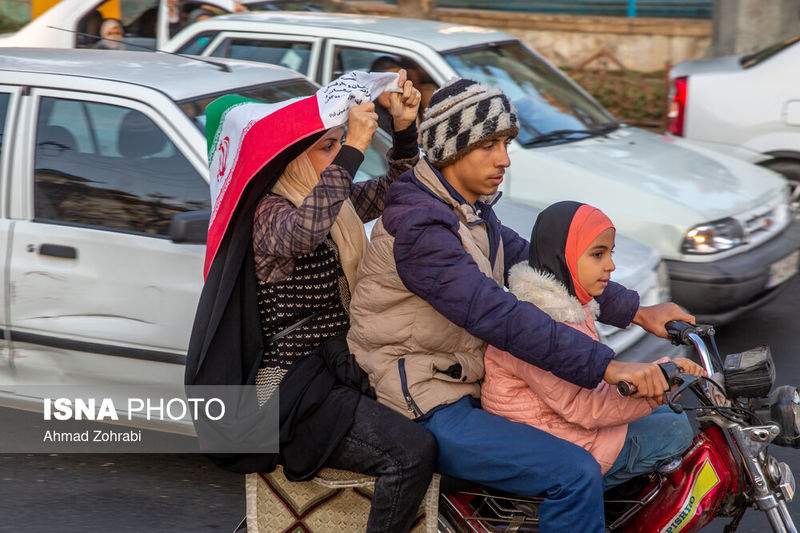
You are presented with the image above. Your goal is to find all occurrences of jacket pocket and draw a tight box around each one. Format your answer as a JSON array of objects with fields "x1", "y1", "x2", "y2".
[{"x1": 398, "y1": 358, "x2": 423, "y2": 418}]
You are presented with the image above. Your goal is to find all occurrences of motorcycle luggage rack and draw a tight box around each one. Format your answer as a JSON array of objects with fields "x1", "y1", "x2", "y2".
[
  {"x1": 605, "y1": 473, "x2": 665, "y2": 531},
  {"x1": 440, "y1": 488, "x2": 543, "y2": 532}
]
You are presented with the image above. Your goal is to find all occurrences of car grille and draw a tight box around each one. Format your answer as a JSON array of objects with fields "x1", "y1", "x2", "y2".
[{"x1": 738, "y1": 194, "x2": 790, "y2": 247}]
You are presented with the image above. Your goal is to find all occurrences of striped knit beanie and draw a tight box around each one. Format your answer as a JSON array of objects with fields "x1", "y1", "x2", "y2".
[{"x1": 419, "y1": 78, "x2": 519, "y2": 168}]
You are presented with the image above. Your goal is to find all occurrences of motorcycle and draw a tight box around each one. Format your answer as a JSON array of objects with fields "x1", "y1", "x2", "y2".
[{"x1": 436, "y1": 321, "x2": 799, "y2": 533}]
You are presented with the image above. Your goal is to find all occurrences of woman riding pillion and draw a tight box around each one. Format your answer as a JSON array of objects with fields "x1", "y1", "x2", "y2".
[{"x1": 185, "y1": 71, "x2": 436, "y2": 533}]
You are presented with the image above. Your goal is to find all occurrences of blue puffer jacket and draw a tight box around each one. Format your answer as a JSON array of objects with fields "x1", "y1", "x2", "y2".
[{"x1": 348, "y1": 159, "x2": 639, "y2": 417}]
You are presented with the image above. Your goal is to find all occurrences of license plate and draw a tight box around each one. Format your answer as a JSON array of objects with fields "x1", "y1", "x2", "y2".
[{"x1": 766, "y1": 250, "x2": 800, "y2": 289}]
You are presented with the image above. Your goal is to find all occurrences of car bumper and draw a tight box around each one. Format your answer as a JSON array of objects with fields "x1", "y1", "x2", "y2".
[{"x1": 666, "y1": 218, "x2": 800, "y2": 325}]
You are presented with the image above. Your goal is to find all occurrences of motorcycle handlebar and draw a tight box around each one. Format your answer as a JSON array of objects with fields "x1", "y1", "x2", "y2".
[
  {"x1": 617, "y1": 361, "x2": 683, "y2": 397},
  {"x1": 665, "y1": 320, "x2": 715, "y2": 346}
]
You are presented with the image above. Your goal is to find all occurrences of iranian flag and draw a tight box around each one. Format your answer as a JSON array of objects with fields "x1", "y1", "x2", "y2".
[{"x1": 203, "y1": 71, "x2": 400, "y2": 278}]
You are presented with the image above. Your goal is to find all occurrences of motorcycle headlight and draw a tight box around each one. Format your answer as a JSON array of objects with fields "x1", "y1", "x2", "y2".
[
  {"x1": 681, "y1": 218, "x2": 745, "y2": 254},
  {"x1": 770, "y1": 386, "x2": 800, "y2": 448}
]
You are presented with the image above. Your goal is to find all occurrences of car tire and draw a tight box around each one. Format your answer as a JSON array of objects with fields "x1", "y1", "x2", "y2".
[{"x1": 761, "y1": 159, "x2": 800, "y2": 212}]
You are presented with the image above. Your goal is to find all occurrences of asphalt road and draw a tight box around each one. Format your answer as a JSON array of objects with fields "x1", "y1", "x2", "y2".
[{"x1": 1, "y1": 276, "x2": 800, "y2": 532}]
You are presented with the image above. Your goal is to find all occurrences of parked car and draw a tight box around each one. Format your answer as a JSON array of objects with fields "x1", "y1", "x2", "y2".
[
  {"x1": 162, "y1": 12, "x2": 800, "y2": 324},
  {"x1": 0, "y1": 48, "x2": 670, "y2": 433},
  {"x1": 669, "y1": 34, "x2": 800, "y2": 209}
]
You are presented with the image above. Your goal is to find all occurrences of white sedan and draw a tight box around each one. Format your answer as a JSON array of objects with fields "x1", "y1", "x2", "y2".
[{"x1": 669, "y1": 34, "x2": 800, "y2": 208}]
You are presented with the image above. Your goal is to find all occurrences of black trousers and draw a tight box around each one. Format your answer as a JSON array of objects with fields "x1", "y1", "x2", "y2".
[{"x1": 325, "y1": 396, "x2": 438, "y2": 533}]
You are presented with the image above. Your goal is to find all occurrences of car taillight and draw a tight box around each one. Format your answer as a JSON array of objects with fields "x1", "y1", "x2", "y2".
[{"x1": 668, "y1": 76, "x2": 687, "y2": 136}]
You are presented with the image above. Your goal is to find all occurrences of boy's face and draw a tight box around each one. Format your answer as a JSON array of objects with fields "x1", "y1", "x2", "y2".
[
  {"x1": 440, "y1": 136, "x2": 512, "y2": 204},
  {"x1": 576, "y1": 227, "x2": 616, "y2": 297}
]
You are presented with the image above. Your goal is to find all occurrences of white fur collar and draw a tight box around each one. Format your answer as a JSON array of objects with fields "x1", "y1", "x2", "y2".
[{"x1": 508, "y1": 262, "x2": 599, "y2": 324}]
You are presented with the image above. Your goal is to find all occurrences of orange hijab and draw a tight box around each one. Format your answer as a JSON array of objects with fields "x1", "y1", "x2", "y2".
[{"x1": 529, "y1": 201, "x2": 614, "y2": 304}]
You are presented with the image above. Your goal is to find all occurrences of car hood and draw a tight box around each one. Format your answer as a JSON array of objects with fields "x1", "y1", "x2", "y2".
[
  {"x1": 505, "y1": 127, "x2": 786, "y2": 257},
  {"x1": 670, "y1": 54, "x2": 743, "y2": 78}
]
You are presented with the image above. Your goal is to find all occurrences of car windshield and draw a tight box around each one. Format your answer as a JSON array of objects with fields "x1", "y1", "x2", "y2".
[
  {"x1": 177, "y1": 78, "x2": 318, "y2": 130},
  {"x1": 740, "y1": 34, "x2": 800, "y2": 69},
  {"x1": 443, "y1": 42, "x2": 617, "y2": 147}
]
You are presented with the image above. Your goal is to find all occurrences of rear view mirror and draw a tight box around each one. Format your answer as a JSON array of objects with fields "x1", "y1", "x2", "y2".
[{"x1": 169, "y1": 210, "x2": 210, "y2": 244}]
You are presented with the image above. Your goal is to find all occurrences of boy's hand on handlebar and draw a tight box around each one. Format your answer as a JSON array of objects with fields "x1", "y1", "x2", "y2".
[
  {"x1": 345, "y1": 102, "x2": 379, "y2": 154},
  {"x1": 632, "y1": 303, "x2": 695, "y2": 339},
  {"x1": 673, "y1": 357, "x2": 707, "y2": 377},
  {"x1": 603, "y1": 360, "x2": 669, "y2": 401},
  {"x1": 388, "y1": 69, "x2": 422, "y2": 132}
]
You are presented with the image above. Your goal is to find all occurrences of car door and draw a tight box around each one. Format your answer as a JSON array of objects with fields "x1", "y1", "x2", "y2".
[
  {"x1": 0, "y1": 86, "x2": 21, "y2": 372},
  {"x1": 203, "y1": 32, "x2": 322, "y2": 80},
  {"x1": 5, "y1": 89, "x2": 208, "y2": 404}
]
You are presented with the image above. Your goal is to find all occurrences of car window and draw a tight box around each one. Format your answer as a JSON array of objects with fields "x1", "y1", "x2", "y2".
[
  {"x1": 76, "y1": 0, "x2": 160, "y2": 48},
  {"x1": 354, "y1": 133, "x2": 390, "y2": 182},
  {"x1": 443, "y1": 42, "x2": 616, "y2": 146},
  {"x1": 331, "y1": 46, "x2": 438, "y2": 129},
  {"x1": 331, "y1": 46, "x2": 434, "y2": 85},
  {"x1": 34, "y1": 97, "x2": 209, "y2": 236},
  {"x1": 174, "y1": 31, "x2": 221, "y2": 55},
  {"x1": 333, "y1": 47, "x2": 395, "y2": 78},
  {"x1": 210, "y1": 38, "x2": 312, "y2": 73},
  {"x1": 0, "y1": 93, "x2": 9, "y2": 164}
]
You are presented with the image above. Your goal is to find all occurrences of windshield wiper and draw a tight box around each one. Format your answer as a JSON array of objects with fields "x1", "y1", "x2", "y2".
[{"x1": 525, "y1": 122, "x2": 622, "y2": 147}]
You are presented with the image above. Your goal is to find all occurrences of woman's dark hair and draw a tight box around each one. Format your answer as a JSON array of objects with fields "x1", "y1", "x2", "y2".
[{"x1": 369, "y1": 55, "x2": 402, "y2": 72}]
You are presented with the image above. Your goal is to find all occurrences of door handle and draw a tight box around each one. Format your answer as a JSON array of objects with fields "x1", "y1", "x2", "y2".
[{"x1": 38, "y1": 244, "x2": 78, "y2": 259}]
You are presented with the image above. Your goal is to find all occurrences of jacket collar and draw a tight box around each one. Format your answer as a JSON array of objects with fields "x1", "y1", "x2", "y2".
[
  {"x1": 508, "y1": 262, "x2": 599, "y2": 324},
  {"x1": 412, "y1": 158, "x2": 501, "y2": 226}
]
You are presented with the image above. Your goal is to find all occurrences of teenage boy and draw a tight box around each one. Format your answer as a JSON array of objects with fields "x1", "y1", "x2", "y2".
[{"x1": 347, "y1": 78, "x2": 694, "y2": 532}]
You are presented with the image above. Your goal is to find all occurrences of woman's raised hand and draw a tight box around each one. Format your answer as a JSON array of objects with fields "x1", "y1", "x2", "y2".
[
  {"x1": 344, "y1": 102, "x2": 379, "y2": 154},
  {"x1": 388, "y1": 69, "x2": 422, "y2": 131}
]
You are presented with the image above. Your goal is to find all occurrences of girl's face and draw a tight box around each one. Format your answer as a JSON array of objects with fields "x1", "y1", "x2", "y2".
[
  {"x1": 576, "y1": 227, "x2": 616, "y2": 297},
  {"x1": 306, "y1": 126, "x2": 346, "y2": 178}
]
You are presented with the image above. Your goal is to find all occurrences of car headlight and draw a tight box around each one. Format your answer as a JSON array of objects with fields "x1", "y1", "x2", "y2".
[{"x1": 681, "y1": 218, "x2": 745, "y2": 254}]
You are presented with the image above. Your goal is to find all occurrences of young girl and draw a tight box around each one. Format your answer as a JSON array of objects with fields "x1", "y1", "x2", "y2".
[{"x1": 481, "y1": 200, "x2": 701, "y2": 488}]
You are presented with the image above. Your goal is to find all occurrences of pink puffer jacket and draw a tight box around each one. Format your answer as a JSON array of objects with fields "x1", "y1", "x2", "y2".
[{"x1": 481, "y1": 263, "x2": 656, "y2": 473}]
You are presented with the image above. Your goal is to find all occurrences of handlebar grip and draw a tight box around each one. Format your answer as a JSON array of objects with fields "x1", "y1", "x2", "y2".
[
  {"x1": 665, "y1": 320, "x2": 694, "y2": 346},
  {"x1": 617, "y1": 381, "x2": 637, "y2": 397},
  {"x1": 616, "y1": 362, "x2": 683, "y2": 397},
  {"x1": 665, "y1": 321, "x2": 715, "y2": 346}
]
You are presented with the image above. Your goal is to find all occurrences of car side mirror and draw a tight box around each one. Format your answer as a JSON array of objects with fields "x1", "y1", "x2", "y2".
[{"x1": 169, "y1": 210, "x2": 210, "y2": 244}]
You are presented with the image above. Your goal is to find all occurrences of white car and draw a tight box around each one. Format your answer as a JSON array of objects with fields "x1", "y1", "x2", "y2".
[
  {"x1": 162, "y1": 11, "x2": 800, "y2": 324},
  {"x1": 0, "y1": 0, "x2": 355, "y2": 51},
  {"x1": 0, "y1": 48, "x2": 670, "y2": 434},
  {"x1": 669, "y1": 34, "x2": 800, "y2": 208}
]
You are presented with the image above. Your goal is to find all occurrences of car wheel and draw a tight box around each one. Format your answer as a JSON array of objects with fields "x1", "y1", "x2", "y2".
[{"x1": 762, "y1": 159, "x2": 800, "y2": 213}]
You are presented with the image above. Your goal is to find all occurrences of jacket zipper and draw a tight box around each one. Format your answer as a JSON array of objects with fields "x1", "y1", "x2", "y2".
[{"x1": 398, "y1": 358, "x2": 423, "y2": 418}]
